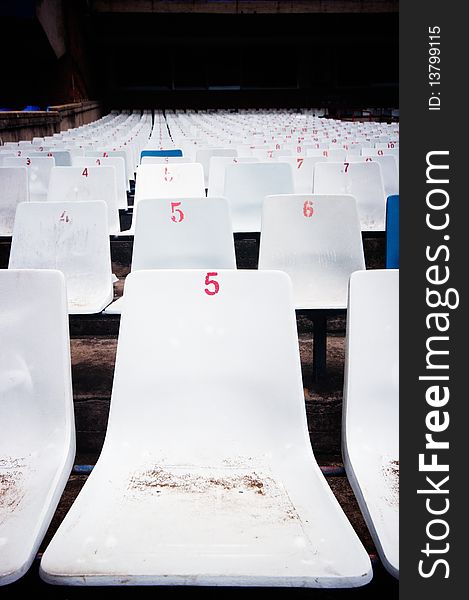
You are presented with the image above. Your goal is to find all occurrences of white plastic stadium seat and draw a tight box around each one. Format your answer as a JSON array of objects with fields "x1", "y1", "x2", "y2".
[
  {"x1": 134, "y1": 163, "x2": 205, "y2": 206},
  {"x1": 259, "y1": 195, "x2": 365, "y2": 309},
  {"x1": 105, "y1": 197, "x2": 236, "y2": 314},
  {"x1": 207, "y1": 156, "x2": 259, "y2": 198},
  {"x1": 47, "y1": 166, "x2": 120, "y2": 234},
  {"x1": 73, "y1": 156, "x2": 128, "y2": 210},
  {"x1": 195, "y1": 148, "x2": 237, "y2": 187},
  {"x1": 223, "y1": 162, "x2": 294, "y2": 232},
  {"x1": 342, "y1": 269, "x2": 399, "y2": 578},
  {"x1": 313, "y1": 161, "x2": 387, "y2": 231},
  {"x1": 40, "y1": 269, "x2": 372, "y2": 587},
  {"x1": 277, "y1": 156, "x2": 326, "y2": 194},
  {"x1": 4, "y1": 156, "x2": 55, "y2": 202},
  {"x1": 0, "y1": 269, "x2": 75, "y2": 585},
  {"x1": 0, "y1": 167, "x2": 29, "y2": 236},
  {"x1": 9, "y1": 201, "x2": 113, "y2": 314},
  {"x1": 353, "y1": 155, "x2": 399, "y2": 198}
]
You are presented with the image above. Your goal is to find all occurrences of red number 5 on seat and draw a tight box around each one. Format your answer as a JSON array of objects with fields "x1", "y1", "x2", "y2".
[
  {"x1": 171, "y1": 202, "x2": 184, "y2": 223},
  {"x1": 204, "y1": 272, "x2": 219, "y2": 296}
]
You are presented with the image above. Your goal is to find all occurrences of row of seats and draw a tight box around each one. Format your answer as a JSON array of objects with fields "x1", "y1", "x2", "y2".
[
  {"x1": 0, "y1": 157, "x2": 394, "y2": 236},
  {"x1": 1, "y1": 109, "x2": 398, "y2": 235},
  {"x1": 1, "y1": 109, "x2": 399, "y2": 587},
  {"x1": 0, "y1": 267, "x2": 398, "y2": 586},
  {"x1": 5, "y1": 193, "x2": 399, "y2": 315}
]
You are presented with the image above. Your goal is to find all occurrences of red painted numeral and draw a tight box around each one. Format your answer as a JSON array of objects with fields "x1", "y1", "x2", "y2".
[
  {"x1": 17, "y1": 150, "x2": 22, "y2": 157},
  {"x1": 59, "y1": 211, "x2": 70, "y2": 223},
  {"x1": 344, "y1": 162, "x2": 350, "y2": 173},
  {"x1": 388, "y1": 142, "x2": 395, "y2": 149},
  {"x1": 297, "y1": 146, "x2": 302, "y2": 154},
  {"x1": 303, "y1": 200, "x2": 314, "y2": 218},
  {"x1": 275, "y1": 143, "x2": 280, "y2": 150},
  {"x1": 171, "y1": 201, "x2": 184, "y2": 223},
  {"x1": 378, "y1": 150, "x2": 384, "y2": 156},
  {"x1": 103, "y1": 152, "x2": 109, "y2": 157},
  {"x1": 365, "y1": 157, "x2": 373, "y2": 162},
  {"x1": 47, "y1": 152, "x2": 53, "y2": 157},
  {"x1": 82, "y1": 168, "x2": 88, "y2": 177},
  {"x1": 96, "y1": 158, "x2": 101, "y2": 166},
  {"x1": 205, "y1": 272, "x2": 219, "y2": 296},
  {"x1": 267, "y1": 150, "x2": 273, "y2": 159},
  {"x1": 26, "y1": 157, "x2": 31, "y2": 166},
  {"x1": 164, "y1": 166, "x2": 173, "y2": 182},
  {"x1": 322, "y1": 150, "x2": 329, "y2": 157},
  {"x1": 297, "y1": 158, "x2": 304, "y2": 169},
  {"x1": 39, "y1": 147, "x2": 43, "y2": 152}
]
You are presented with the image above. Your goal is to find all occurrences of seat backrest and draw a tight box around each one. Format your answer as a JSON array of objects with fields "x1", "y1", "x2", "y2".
[
  {"x1": 73, "y1": 156, "x2": 127, "y2": 209},
  {"x1": 385, "y1": 195, "x2": 399, "y2": 268},
  {"x1": 131, "y1": 197, "x2": 236, "y2": 271},
  {"x1": 134, "y1": 163, "x2": 205, "y2": 206},
  {"x1": 259, "y1": 194, "x2": 365, "y2": 309},
  {"x1": 85, "y1": 150, "x2": 131, "y2": 183},
  {"x1": 223, "y1": 162, "x2": 294, "y2": 233},
  {"x1": 207, "y1": 156, "x2": 259, "y2": 198},
  {"x1": 140, "y1": 155, "x2": 192, "y2": 165},
  {"x1": 22, "y1": 150, "x2": 72, "y2": 166},
  {"x1": 140, "y1": 149, "x2": 183, "y2": 162},
  {"x1": 4, "y1": 156, "x2": 55, "y2": 202},
  {"x1": 195, "y1": 148, "x2": 237, "y2": 187},
  {"x1": 276, "y1": 156, "x2": 327, "y2": 194},
  {"x1": 105, "y1": 270, "x2": 306, "y2": 459},
  {"x1": 343, "y1": 268, "x2": 399, "y2": 452},
  {"x1": 353, "y1": 154, "x2": 399, "y2": 198},
  {"x1": 9, "y1": 201, "x2": 113, "y2": 314},
  {"x1": 0, "y1": 269, "x2": 74, "y2": 452},
  {"x1": 47, "y1": 166, "x2": 120, "y2": 234},
  {"x1": 0, "y1": 166, "x2": 29, "y2": 235},
  {"x1": 313, "y1": 161, "x2": 386, "y2": 231}
]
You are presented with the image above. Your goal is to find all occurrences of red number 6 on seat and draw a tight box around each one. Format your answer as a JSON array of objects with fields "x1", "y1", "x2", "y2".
[
  {"x1": 303, "y1": 200, "x2": 314, "y2": 218},
  {"x1": 204, "y1": 272, "x2": 219, "y2": 296}
]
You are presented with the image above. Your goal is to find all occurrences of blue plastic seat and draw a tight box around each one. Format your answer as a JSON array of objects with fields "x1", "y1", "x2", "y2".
[
  {"x1": 385, "y1": 195, "x2": 399, "y2": 268},
  {"x1": 140, "y1": 149, "x2": 183, "y2": 162}
]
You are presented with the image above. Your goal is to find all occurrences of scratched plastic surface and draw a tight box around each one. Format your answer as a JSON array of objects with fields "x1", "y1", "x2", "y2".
[
  {"x1": 342, "y1": 270, "x2": 399, "y2": 578},
  {"x1": 313, "y1": 161, "x2": 387, "y2": 231},
  {"x1": 259, "y1": 195, "x2": 365, "y2": 309},
  {"x1": 0, "y1": 167, "x2": 29, "y2": 236},
  {"x1": 4, "y1": 157, "x2": 55, "y2": 202},
  {"x1": 41, "y1": 270, "x2": 372, "y2": 587},
  {"x1": 104, "y1": 198, "x2": 236, "y2": 315},
  {"x1": 9, "y1": 202, "x2": 113, "y2": 314},
  {"x1": 47, "y1": 166, "x2": 120, "y2": 234},
  {"x1": 207, "y1": 156, "x2": 258, "y2": 198},
  {"x1": 223, "y1": 162, "x2": 294, "y2": 233},
  {"x1": 0, "y1": 270, "x2": 75, "y2": 585},
  {"x1": 134, "y1": 163, "x2": 205, "y2": 207},
  {"x1": 73, "y1": 156, "x2": 128, "y2": 209}
]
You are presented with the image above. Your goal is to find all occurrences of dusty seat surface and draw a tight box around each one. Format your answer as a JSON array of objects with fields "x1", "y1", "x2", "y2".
[
  {"x1": 0, "y1": 270, "x2": 75, "y2": 586},
  {"x1": 41, "y1": 270, "x2": 371, "y2": 587}
]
